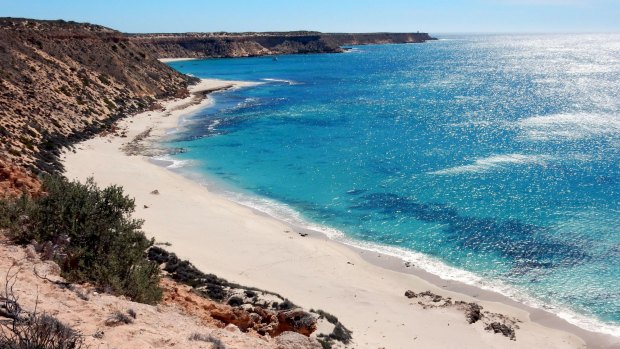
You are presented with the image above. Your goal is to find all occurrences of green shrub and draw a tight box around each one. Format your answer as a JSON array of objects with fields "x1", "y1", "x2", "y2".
[
  {"x1": 0, "y1": 195, "x2": 35, "y2": 234},
  {"x1": 98, "y1": 74, "x2": 110, "y2": 85},
  {"x1": 0, "y1": 175, "x2": 162, "y2": 304}
]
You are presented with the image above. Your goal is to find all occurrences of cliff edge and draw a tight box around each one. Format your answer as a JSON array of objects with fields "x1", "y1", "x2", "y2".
[
  {"x1": 0, "y1": 18, "x2": 195, "y2": 197},
  {"x1": 130, "y1": 31, "x2": 436, "y2": 58}
]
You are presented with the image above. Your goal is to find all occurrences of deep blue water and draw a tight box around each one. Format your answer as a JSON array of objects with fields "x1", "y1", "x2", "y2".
[{"x1": 165, "y1": 34, "x2": 620, "y2": 335}]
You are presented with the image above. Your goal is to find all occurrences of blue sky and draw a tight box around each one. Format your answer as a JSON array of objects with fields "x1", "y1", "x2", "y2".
[{"x1": 1, "y1": 0, "x2": 618, "y2": 34}]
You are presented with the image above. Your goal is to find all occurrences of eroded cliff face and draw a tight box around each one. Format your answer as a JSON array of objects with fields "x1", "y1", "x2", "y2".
[
  {"x1": 0, "y1": 18, "x2": 195, "y2": 196},
  {"x1": 130, "y1": 32, "x2": 436, "y2": 58}
]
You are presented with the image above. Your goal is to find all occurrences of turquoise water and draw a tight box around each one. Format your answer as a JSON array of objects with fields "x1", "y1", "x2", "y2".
[{"x1": 165, "y1": 34, "x2": 620, "y2": 335}]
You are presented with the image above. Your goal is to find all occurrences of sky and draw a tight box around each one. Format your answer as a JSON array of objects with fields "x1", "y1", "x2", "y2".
[{"x1": 1, "y1": 0, "x2": 619, "y2": 34}]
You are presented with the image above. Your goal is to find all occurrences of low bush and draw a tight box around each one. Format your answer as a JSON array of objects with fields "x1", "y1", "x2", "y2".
[
  {"x1": 330, "y1": 322, "x2": 353, "y2": 344},
  {"x1": 0, "y1": 313, "x2": 86, "y2": 349},
  {"x1": 312, "y1": 309, "x2": 338, "y2": 325},
  {"x1": 0, "y1": 175, "x2": 162, "y2": 304},
  {"x1": 0, "y1": 267, "x2": 86, "y2": 349},
  {"x1": 188, "y1": 333, "x2": 226, "y2": 349},
  {"x1": 105, "y1": 311, "x2": 134, "y2": 326}
]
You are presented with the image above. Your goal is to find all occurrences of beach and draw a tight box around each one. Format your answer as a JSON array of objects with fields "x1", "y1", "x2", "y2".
[
  {"x1": 61, "y1": 78, "x2": 614, "y2": 349},
  {"x1": 158, "y1": 57, "x2": 199, "y2": 63}
]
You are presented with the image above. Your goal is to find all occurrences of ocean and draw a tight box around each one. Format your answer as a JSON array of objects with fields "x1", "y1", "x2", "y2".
[{"x1": 164, "y1": 34, "x2": 620, "y2": 336}]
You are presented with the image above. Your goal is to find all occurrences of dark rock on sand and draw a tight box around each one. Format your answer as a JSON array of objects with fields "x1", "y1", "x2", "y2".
[
  {"x1": 276, "y1": 309, "x2": 318, "y2": 337},
  {"x1": 485, "y1": 322, "x2": 516, "y2": 340}
]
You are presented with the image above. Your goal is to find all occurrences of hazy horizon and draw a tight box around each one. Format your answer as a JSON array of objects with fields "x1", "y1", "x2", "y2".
[{"x1": 1, "y1": 0, "x2": 619, "y2": 34}]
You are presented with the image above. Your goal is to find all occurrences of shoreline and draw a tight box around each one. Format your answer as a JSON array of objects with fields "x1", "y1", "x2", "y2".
[
  {"x1": 158, "y1": 57, "x2": 199, "y2": 63},
  {"x1": 167, "y1": 163, "x2": 620, "y2": 342},
  {"x1": 62, "y1": 78, "x2": 618, "y2": 348},
  {"x1": 168, "y1": 156, "x2": 620, "y2": 347}
]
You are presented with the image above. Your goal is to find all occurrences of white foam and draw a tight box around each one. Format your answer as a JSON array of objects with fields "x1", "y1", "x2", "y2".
[
  {"x1": 261, "y1": 78, "x2": 301, "y2": 85},
  {"x1": 517, "y1": 113, "x2": 620, "y2": 141},
  {"x1": 151, "y1": 155, "x2": 191, "y2": 169},
  {"x1": 207, "y1": 119, "x2": 221, "y2": 132},
  {"x1": 343, "y1": 48, "x2": 363, "y2": 53},
  {"x1": 429, "y1": 154, "x2": 554, "y2": 175},
  {"x1": 338, "y1": 236, "x2": 620, "y2": 334},
  {"x1": 219, "y1": 189, "x2": 345, "y2": 239},
  {"x1": 216, "y1": 186, "x2": 620, "y2": 336},
  {"x1": 155, "y1": 162, "x2": 620, "y2": 337}
]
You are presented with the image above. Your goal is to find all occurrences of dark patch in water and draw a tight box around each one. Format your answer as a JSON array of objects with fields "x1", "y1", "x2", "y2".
[
  {"x1": 350, "y1": 192, "x2": 589, "y2": 273},
  {"x1": 217, "y1": 142, "x2": 243, "y2": 148}
]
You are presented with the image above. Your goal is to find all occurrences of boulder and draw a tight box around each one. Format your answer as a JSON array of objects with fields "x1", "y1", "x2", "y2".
[
  {"x1": 275, "y1": 308, "x2": 317, "y2": 337},
  {"x1": 275, "y1": 331, "x2": 322, "y2": 349}
]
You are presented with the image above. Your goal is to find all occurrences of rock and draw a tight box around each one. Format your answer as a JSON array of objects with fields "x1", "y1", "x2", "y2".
[
  {"x1": 275, "y1": 309, "x2": 317, "y2": 337},
  {"x1": 93, "y1": 329, "x2": 105, "y2": 339},
  {"x1": 465, "y1": 303, "x2": 482, "y2": 324},
  {"x1": 39, "y1": 260, "x2": 62, "y2": 276},
  {"x1": 485, "y1": 322, "x2": 516, "y2": 340},
  {"x1": 275, "y1": 331, "x2": 322, "y2": 349},
  {"x1": 405, "y1": 290, "x2": 443, "y2": 302},
  {"x1": 224, "y1": 323, "x2": 241, "y2": 333},
  {"x1": 150, "y1": 189, "x2": 159, "y2": 195},
  {"x1": 24, "y1": 245, "x2": 38, "y2": 260},
  {"x1": 227, "y1": 296, "x2": 244, "y2": 307}
]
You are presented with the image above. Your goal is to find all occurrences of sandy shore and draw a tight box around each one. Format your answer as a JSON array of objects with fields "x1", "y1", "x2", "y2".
[
  {"x1": 62, "y1": 79, "x2": 615, "y2": 348},
  {"x1": 158, "y1": 57, "x2": 198, "y2": 63}
]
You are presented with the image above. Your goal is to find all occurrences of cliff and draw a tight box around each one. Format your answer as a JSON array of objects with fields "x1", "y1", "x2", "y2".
[
  {"x1": 0, "y1": 18, "x2": 195, "y2": 197},
  {"x1": 0, "y1": 18, "x2": 434, "y2": 198},
  {"x1": 129, "y1": 31, "x2": 436, "y2": 58}
]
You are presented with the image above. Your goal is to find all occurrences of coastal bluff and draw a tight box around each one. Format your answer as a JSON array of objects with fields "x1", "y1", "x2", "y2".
[
  {"x1": 0, "y1": 18, "x2": 194, "y2": 197},
  {"x1": 129, "y1": 31, "x2": 437, "y2": 58}
]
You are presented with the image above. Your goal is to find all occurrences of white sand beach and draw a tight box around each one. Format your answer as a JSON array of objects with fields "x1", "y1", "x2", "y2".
[
  {"x1": 62, "y1": 79, "x2": 608, "y2": 349},
  {"x1": 158, "y1": 58, "x2": 198, "y2": 63}
]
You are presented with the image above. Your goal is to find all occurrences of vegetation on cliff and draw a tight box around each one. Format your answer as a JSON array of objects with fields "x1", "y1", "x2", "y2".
[
  {"x1": 0, "y1": 18, "x2": 196, "y2": 196},
  {"x1": 0, "y1": 176, "x2": 341, "y2": 348},
  {"x1": 0, "y1": 175, "x2": 162, "y2": 304}
]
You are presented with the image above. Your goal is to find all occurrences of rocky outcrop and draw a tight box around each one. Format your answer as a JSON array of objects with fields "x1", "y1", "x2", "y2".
[
  {"x1": 0, "y1": 18, "x2": 196, "y2": 197},
  {"x1": 130, "y1": 31, "x2": 436, "y2": 58},
  {"x1": 276, "y1": 309, "x2": 318, "y2": 336},
  {"x1": 149, "y1": 247, "x2": 354, "y2": 347},
  {"x1": 0, "y1": 240, "x2": 325, "y2": 349},
  {"x1": 162, "y1": 278, "x2": 320, "y2": 342},
  {"x1": 404, "y1": 290, "x2": 519, "y2": 340}
]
